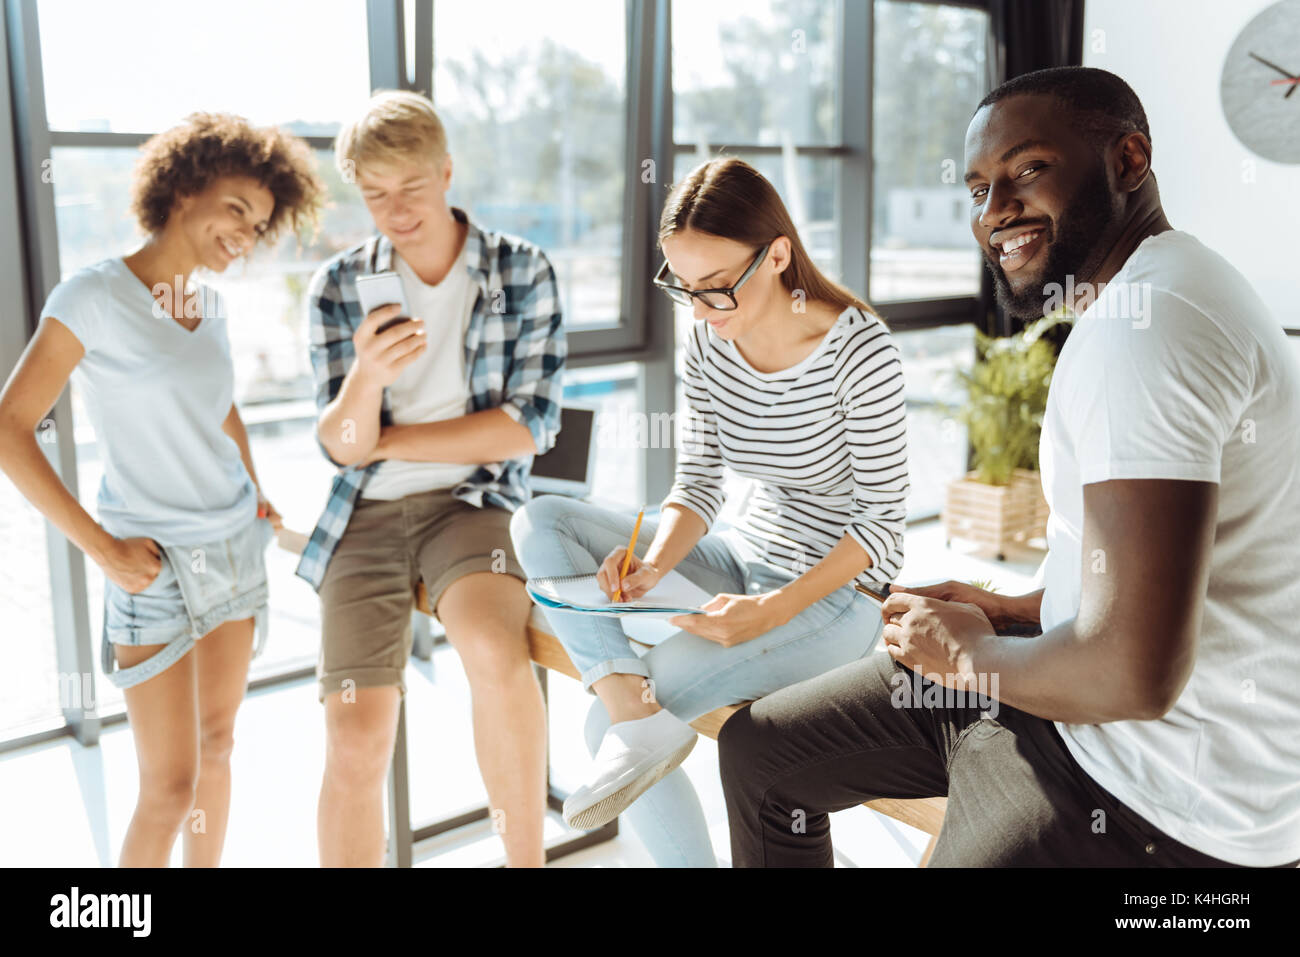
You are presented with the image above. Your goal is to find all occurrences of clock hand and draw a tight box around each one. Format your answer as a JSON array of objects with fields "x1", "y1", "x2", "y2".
[
  {"x1": 1249, "y1": 51, "x2": 1298, "y2": 79},
  {"x1": 1249, "y1": 52, "x2": 1300, "y2": 99}
]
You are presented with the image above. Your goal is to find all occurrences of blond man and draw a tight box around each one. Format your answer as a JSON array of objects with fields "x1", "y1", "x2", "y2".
[{"x1": 297, "y1": 91, "x2": 566, "y2": 867}]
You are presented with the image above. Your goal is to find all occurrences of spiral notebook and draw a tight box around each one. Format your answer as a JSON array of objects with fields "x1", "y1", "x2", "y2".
[{"x1": 525, "y1": 569, "x2": 712, "y2": 618}]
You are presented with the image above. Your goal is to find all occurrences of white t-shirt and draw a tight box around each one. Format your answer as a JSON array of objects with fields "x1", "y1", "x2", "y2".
[
  {"x1": 1040, "y1": 230, "x2": 1300, "y2": 866},
  {"x1": 361, "y1": 241, "x2": 480, "y2": 500},
  {"x1": 40, "y1": 258, "x2": 258, "y2": 546}
]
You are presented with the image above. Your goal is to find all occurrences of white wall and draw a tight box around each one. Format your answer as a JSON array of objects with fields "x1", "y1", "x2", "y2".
[{"x1": 1083, "y1": 0, "x2": 1300, "y2": 327}]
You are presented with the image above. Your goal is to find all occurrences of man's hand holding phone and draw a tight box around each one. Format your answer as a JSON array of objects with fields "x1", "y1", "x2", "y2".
[
  {"x1": 888, "y1": 580, "x2": 1041, "y2": 635},
  {"x1": 352, "y1": 303, "x2": 426, "y2": 388}
]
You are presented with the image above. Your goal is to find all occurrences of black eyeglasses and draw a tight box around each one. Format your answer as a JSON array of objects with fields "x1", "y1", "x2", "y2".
[{"x1": 653, "y1": 242, "x2": 770, "y2": 311}]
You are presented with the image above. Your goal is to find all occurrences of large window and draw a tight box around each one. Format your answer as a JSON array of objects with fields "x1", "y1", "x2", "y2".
[
  {"x1": 434, "y1": 0, "x2": 628, "y2": 332},
  {"x1": 3, "y1": 0, "x2": 996, "y2": 743},
  {"x1": 0, "y1": 484, "x2": 64, "y2": 734},
  {"x1": 674, "y1": 0, "x2": 839, "y2": 146},
  {"x1": 873, "y1": 1, "x2": 988, "y2": 518},
  {"x1": 673, "y1": 0, "x2": 842, "y2": 277},
  {"x1": 1, "y1": 0, "x2": 657, "y2": 740},
  {"x1": 38, "y1": 0, "x2": 371, "y2": 134},
  {"x1": 894, "y1": 325, "x2": 975, "y2": 515},
  {"x1": 5, "y1": 2, "x2": 397, "y2": 734},
  {"x1": 871, "y1": 1, "x2": 988, "y2": 303},
  {"x1": 668, "y1": 0, "x2": 988, "y2": 521},
  {"x1": 670, "y1": 2, "x2": 846, "y2": 515}
]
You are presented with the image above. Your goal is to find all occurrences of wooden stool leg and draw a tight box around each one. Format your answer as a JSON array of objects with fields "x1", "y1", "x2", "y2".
[{"x1": 918, "y1": 832, "x2": 939, "y2": 868}]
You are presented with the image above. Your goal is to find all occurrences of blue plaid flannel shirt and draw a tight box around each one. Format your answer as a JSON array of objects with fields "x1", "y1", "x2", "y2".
[{"x1": 294, "y1": 207, "x2": 566, "y2": 591}]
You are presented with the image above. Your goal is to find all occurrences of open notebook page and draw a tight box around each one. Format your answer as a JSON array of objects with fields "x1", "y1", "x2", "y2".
[{"x1": 526, "y1": 569, "x2": 714, "y2": 617}]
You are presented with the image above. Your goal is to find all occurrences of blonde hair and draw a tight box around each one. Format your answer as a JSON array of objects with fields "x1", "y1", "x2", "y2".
[{"x1": 335, "y1": 90, "x2": 448, "y2": 178}]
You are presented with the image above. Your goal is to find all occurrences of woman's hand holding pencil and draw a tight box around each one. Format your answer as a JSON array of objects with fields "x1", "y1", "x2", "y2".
[{"x1": 597, "y1": 506, "x2": 663, "y2": 602}]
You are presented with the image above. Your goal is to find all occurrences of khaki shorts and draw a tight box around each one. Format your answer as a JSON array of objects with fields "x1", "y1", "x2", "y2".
[{"x1": 316, "y1": 488, "x2": 525, "y2": 702}]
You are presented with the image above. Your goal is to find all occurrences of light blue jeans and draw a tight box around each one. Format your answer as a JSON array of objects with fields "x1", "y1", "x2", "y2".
[{"x1": 509, "y1": 494, "x2": 884, "y2": 867}]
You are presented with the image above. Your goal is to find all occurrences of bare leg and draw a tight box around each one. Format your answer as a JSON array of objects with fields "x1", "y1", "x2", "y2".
[
  {"x1": 317, "y1": 685, "x2": 401, "y2": 867},
  {"x1": 436, "y1": 572, "x2": 547, "y2": 868},
  {"x1": 115, "y1": 642, "x2": 199, "y2": 867},
  {"x1": 592, "y1": 673, "x2": 663, "y2": 724},
  {"x1": 185, "y1": 616, "x2": 255, "y2": 866}
]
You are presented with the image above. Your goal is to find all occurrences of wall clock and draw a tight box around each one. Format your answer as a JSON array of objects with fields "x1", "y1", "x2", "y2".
[{"x1": 1221, "y1": 0, "x2": 1300, "y2": 163}]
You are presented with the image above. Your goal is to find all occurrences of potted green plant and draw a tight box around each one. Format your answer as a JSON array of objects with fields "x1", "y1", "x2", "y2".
[{"x1": 943, "y1": 311, "x2": 1072, "y2": 559}]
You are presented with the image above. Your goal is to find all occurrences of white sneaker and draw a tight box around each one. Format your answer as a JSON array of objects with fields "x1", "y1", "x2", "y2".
[{"x1": 562, "y1": 710, "x2": 698, "y2": 831}]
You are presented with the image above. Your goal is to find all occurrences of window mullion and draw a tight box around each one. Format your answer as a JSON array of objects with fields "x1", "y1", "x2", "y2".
[
  {"x1": 839, "y1": 0, "x2": 872, "y2": 299},
  {"x1": 366, "y1": 0, "x2": 405, "y2": 92}
]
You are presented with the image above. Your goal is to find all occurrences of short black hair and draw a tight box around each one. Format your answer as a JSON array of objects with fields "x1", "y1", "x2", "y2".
[{"x1": 976, "y1": 66, "x2": 1151, "y2": 154}]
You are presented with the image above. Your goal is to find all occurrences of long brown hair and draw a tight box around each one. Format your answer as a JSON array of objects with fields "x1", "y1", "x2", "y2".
[{"x1": 658, "y1": 157, "x2": 879, "y2": 320}]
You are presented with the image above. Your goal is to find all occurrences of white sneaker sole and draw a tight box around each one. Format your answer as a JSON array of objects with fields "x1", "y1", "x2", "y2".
[{"x1": 562, "y1": 735, "x2": 697, "y2": 831}]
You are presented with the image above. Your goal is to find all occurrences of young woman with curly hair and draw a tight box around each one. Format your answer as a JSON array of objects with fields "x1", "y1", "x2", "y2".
[{"x1": 0, "y1": 112, "x2": 323, "y2": 866}]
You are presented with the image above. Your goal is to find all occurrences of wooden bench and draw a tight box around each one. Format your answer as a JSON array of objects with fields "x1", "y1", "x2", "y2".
[{"x1": 414, "y1": 581, "x2": 947, "y2": 866}]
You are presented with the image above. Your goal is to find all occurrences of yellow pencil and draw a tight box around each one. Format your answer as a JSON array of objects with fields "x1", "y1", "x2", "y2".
[{"x1": 613, "y1": 505, "x2": 645, "y2": 603}]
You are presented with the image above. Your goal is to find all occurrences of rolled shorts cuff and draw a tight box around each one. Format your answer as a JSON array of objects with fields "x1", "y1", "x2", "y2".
[
  {"x1": 578, "y1": 657, "x2": 650, "y2": 694},
  {"x1": 100, "y1": 588, "x2": 270, "y2": 692},
  {"x1": 423, "y1": 556, "x2": 526, "y2": 621},
  {"x1": 100, "y1": 517, "x2": 273, "y2": 691},
  {"x1": 317, "y1": 665, "x2": 408, "y2": 704},
  {"x1": 102, "y1": 631, "x2": 197, "y2": 690}
]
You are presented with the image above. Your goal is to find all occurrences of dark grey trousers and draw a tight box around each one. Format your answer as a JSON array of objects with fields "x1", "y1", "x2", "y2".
[{"x1": 719, "y1": 652, "x2": 1297, "y2": 868}]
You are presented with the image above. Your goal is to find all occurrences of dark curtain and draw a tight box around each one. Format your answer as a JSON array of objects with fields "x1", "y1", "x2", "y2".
[{"x1": 979, "y1": 0, "x2": 1086, "y2": 337}]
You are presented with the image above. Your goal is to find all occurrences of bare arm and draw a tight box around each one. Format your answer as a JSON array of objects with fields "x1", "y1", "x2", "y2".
[
  {"x1": 317, "y1": 360, "x2": 385, "y2": 467},
  {"x1": 768, "y1": 533, "x2": 873, "y2": 618},
  {"x1": 886, "y1": 479, "x2": 1215, "y2": 724},
  {"x1": 641, "y1": 503, "x2": 708, "y2": 575},
  {"x1": 315, "y1": 303, "x2": 427, "y2": 468},
  {"x1": 1000, "y1": 589, "x2": 1045, "y2": 629},
  {"x1": 221, "y1": 402, "x2": 284, "y2": 528},
  {"x1": 660, "y1": 526, "x2": 887, "y2": 647},
  {"x1": 221, "y1": 402, "x2": 262, "y2": 491},
  {"x1": 360, "y1": 251, "x2": 565, "y2": 468},
  {"x1": 0, "y1": 317, "x2": 160, "y2": 592},
  {"x1": 968, "y1": 479, "x2": 1212, "y2": 721},
  {"x1": 362, "y1": 407, "x2": 536, "y2": 466}
]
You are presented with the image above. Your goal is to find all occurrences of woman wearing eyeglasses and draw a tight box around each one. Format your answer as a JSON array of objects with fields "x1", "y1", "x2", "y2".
[{"x1": 510, "y1": 157, "x2": 908, "y2": 866}]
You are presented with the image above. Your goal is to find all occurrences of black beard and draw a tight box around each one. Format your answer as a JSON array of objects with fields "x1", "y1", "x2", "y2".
[{"x1": 984, "y1": 160, "x2": 1120, "y2": 321}]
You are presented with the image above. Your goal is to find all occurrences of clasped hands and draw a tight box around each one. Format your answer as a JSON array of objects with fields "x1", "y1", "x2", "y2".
[{"x1": 877, "y1": 582, "x2": 1002, "y2": 690}]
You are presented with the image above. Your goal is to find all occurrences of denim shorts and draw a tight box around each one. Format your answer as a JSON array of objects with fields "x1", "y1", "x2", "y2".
[{"x1": 100, "y1": 516, "x2": 274, "y2": 689}]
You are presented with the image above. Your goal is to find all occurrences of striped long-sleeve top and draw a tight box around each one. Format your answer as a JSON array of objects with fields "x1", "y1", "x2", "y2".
[{"x1": 663, "y1": 306, "x2": 909, "y2": 585}]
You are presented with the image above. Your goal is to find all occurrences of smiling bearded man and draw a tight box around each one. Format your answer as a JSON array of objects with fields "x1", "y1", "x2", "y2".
[{"x1": 716, "y1": 66, "x2": 1300, "y2": 870}]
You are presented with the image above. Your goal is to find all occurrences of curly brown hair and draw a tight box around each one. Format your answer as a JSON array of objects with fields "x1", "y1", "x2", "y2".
[{"x1": 130, "y1": 112, "x2": 324, "y2": 243}]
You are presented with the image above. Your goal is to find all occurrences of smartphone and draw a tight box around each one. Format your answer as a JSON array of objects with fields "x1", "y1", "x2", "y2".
[
  {"x1": 854, "y1": 581, "x2": 891, "y2": 607},
  {"x1": 355, "y1": 271, "x2": 412, "y2": 333}
]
